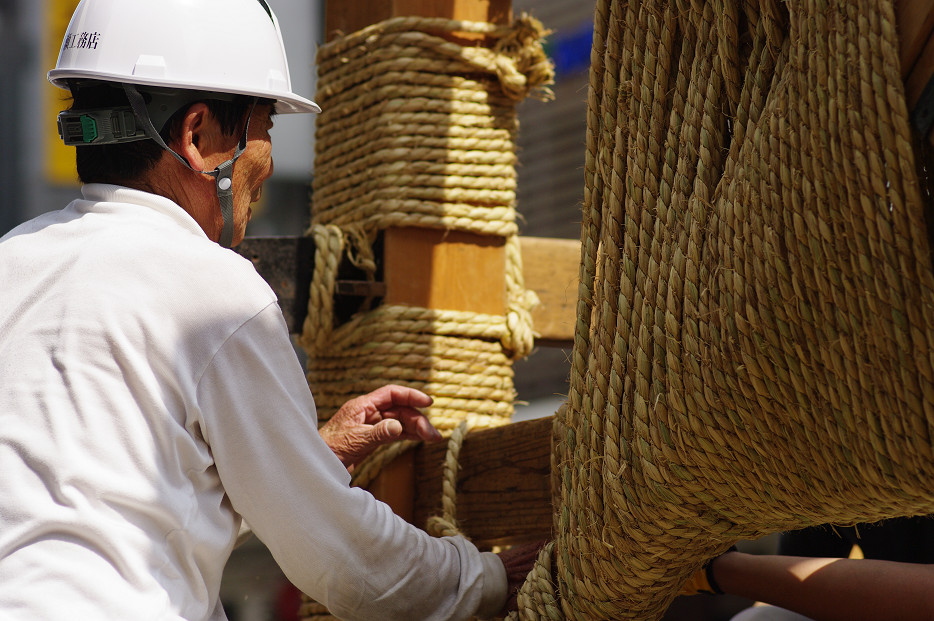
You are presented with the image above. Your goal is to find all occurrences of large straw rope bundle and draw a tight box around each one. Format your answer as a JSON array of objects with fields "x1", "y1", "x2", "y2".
[
  {"x1": 511, "y1": 0, "x2": 934, "y2": 619},
  {"x1": 298, "y1": 15, "x2": 552, "y2": 621}
]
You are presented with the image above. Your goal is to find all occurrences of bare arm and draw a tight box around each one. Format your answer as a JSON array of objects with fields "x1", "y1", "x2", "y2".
[{"x1": 712, "y1": 551, "x2": 934, "y2": 621}]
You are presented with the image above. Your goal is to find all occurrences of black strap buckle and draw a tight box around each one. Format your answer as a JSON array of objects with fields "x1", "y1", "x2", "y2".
[{"x1": 57, "y1": 108, "x2": 146, "y2": 145}]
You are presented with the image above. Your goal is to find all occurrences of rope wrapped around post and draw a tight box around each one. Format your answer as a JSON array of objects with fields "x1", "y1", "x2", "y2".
[
  {"x1": 298, "y1": 13, "x2": 553, "y2": 621},
  {"x1": 510, "y1": 0, "x2": 934, "y2": 619},
  {"x1": 299, "y1": 14, "x2": 554, "y2": 432}
]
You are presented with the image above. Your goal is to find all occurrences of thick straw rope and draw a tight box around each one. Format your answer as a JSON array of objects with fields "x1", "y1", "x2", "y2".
[
  {"x1": 298, "y1": 15, "x2": 552, "y2": 621},
  {"x1": 508, "y1": 0, "x2": 934, "y2": 619}
]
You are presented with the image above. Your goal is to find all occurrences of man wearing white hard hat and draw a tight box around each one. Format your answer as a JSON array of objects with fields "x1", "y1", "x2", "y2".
[{"x1": 0, "y1": 1, "x2": 539, "y2": 619}]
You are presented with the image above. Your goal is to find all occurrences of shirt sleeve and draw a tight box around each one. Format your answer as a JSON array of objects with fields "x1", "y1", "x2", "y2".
[{"x1": 194, "y1": 303, "x2": 507, "y2": 621}]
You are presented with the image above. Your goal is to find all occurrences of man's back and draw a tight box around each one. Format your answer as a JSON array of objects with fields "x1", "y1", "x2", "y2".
[{"x1": 0, "y1": 184, "x2": 275, "y2": 620}]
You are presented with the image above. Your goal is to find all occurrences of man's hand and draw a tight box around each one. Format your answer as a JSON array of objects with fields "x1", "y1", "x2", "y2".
[
  {"x1": 497, "y1": 540, "x2": 547, "y2": 615},
  {"x1": 319, "y1": 385, "x2": 441, "y2": 468}
]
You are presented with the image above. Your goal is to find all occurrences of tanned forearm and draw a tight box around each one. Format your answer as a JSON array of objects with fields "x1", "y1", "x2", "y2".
[{"x1": 712, "y1": 552, "x2": 934, "y2": 621}]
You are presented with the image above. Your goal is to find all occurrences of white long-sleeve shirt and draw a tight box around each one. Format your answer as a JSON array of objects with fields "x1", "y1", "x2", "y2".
[{"x1": 0, "y1": 184, "x2": 505, "y2": 621}]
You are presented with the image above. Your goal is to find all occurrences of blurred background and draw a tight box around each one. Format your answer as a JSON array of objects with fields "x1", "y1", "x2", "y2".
[{"x1": 0, "y1": 0, "x2": 771, "y2": 619}]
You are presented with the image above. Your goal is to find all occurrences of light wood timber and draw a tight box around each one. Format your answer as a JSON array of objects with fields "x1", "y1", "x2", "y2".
[
  {"x1": 237, "y1": 235, "x2": 580, "y2": 344},
  {"x1": 384, "y1": 233, "x2": 580, "y2": 342},
  {"x1": 383, "y1": 227, "x2": 507, "y2": 315},
  {"x1": 520, "y1": 236, "x2": 579, "y2": 347}
]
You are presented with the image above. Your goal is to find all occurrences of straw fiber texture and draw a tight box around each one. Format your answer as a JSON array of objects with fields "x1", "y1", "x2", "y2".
[
  {"x1": 298, "y1": 15, "x2": 552, "y2": 621},
  {"x1": 513, "y1": 0, "x2": 934, "y2": 619}
]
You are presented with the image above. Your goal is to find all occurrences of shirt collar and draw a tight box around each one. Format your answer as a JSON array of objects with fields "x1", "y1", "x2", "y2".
[{"x1": 80, "y1": 183, "x2": 209, "y2": 240}]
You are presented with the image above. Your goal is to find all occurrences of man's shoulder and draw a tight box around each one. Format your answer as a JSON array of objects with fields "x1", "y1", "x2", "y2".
[{"x1": 148, "y1": 234, "x2": 278, "y2": 312}]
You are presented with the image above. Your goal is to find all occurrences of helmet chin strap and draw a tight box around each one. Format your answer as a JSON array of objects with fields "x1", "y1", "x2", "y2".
[{"x1": 123, "y1": 84, "x2": 256, "y2": 248}]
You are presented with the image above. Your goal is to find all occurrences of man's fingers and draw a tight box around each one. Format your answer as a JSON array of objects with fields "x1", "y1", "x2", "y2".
[
  {"x1": 372, "y1": 418, "x2": 404, "y2": 442},
  {"x1": 332, "y1": 395, "x2": 368, "y2": 424},
  {"x1": 414, "y1": 415, "x2": 443, "y2": 441},
  {"x1": 363, "y1": 385, "x2": 433, "y2": 413},
  {"x1": 341, "y1": 385, "x2": 433, "y2": 426},
  {"x1": 380, "y1": 407, "x2": 443, "y2": 441}
]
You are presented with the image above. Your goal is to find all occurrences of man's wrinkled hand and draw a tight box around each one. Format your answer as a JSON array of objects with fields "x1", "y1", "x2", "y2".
[{"x1": 319, "y1": 385, "x2": 441, "y2": 469}]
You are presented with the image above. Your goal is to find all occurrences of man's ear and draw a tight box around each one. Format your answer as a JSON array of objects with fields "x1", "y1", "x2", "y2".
[{"x1": 174, "y1": 102, "x2": 212, "y2": 172}]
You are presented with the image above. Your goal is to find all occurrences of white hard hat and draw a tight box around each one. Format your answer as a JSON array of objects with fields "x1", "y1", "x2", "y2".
[{"x1": 48, "y1": 0, "x2": 320, "y2": 115}]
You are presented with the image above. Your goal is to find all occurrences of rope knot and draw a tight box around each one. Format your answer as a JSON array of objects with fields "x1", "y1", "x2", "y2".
[{"x1": 492, "y1": 14, "x2": 555, "y2": 101}]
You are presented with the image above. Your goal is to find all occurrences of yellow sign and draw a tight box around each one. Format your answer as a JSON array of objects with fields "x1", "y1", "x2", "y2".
[{"x1": 44, "y1": 0, "x2": 81, "y2": 186}]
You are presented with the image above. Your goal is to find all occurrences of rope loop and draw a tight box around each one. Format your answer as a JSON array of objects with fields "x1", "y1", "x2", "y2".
[{"x1": 426, "y1": 421, "x2": 469, "y2": 539}]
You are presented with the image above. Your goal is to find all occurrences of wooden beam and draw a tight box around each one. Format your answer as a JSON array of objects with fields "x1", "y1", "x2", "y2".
[
  {"x1": 237, "y1": 235, "x2": 581, "y2": 344},
  {"x1": 235, "y1": 236, "x2": 315, "y2": 335},
  {"x1": 521, "y1": 237, "x2": 579, "y2": 347},
  {"x1": 412, "y1": 415, "x2": 554, "y2": 548},
  {"x1": 384, "y1": 227, "x2": 506, "y2": 315}
]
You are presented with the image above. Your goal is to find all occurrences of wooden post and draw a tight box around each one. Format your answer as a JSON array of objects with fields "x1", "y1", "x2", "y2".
[
  {"x1": 324, "y1": 0, "x2": 518, "y2": 524},
  {"x1": 520, "y1": 237, "x2": 579, "y2": 346},
  {"x1": 383, "y1": 228, "x2": 506, "y2": 315}
]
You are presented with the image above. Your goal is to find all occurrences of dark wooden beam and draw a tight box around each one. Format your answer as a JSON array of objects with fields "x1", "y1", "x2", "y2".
[
  {"x1": 411, "y1": 415, "x2": 553, "y2": 548},
  {"x1": 236, "y1": 236, "x2": 315, "y2": 335}
]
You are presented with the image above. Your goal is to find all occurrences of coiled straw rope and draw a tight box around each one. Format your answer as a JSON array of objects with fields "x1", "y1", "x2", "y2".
[
  {"x1": 299, "y1": 14, "x2": 553, "y2": 432},
  {"x1": 298, "y1": 14, "x2": 552, "y2": 621},
  {"x1": 509, "y1": 0, "x2": 934, "y2": 619}
]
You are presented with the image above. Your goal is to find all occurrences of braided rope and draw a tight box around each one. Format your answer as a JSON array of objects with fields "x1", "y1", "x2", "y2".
[
  {"x1": 505, "y1": 542, "x2": 560, "y2": 621},
  {"x1": 426, "y1": 421, "x2": 469, "y2": 538},
  {"x1": 508, "y1": 0, "x2": 934, "y2": 619}
]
